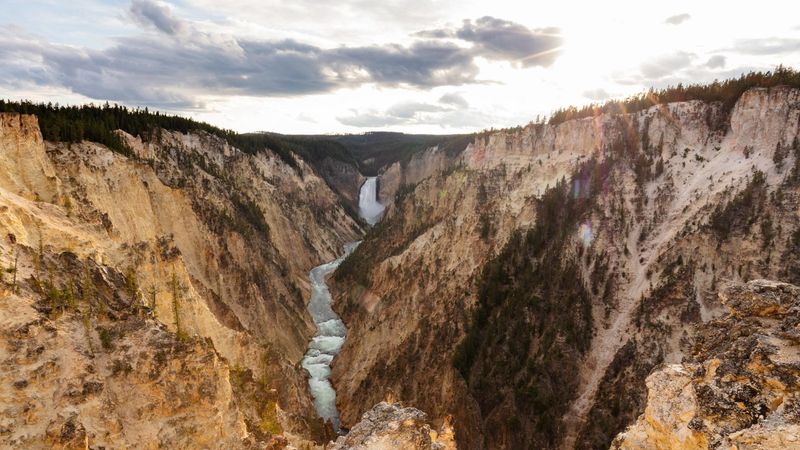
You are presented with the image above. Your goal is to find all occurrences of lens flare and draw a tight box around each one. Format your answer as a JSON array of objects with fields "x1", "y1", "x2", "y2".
[{"x1": 579, "y1": 222, "x2": 593, "y2": 247}]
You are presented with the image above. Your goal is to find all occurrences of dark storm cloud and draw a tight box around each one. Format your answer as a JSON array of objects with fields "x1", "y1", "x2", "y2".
[
  {"x1": 664, "y1": 13, "x2": 691, "y2": 25},
  {"x1": 417, "y1": 17, "x2": 563, "y2": 67},
  {"x1": 457, "y1": 17, "x2": 562, "y2": 66},
  {"x1": 44, "y1": 37, "x2": 338, "y2": 100},
  {"x1": 0, "y1": 30, "x2": 480, "y2": 107},
  {"x1": 327, "y1": 41, "x2": 477, "y2": 86},
  {"x1": 129, "y1": 0, "x2": 185, "y2": 35}
]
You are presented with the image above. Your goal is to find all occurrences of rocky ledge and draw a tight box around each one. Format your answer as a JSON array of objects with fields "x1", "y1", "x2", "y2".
[
  {"x1": 613, "y1": 280, "x2": 800, "y2": 450},
  {"x1": 328, "y1": 402, "x2": 456, "y2": 450}
]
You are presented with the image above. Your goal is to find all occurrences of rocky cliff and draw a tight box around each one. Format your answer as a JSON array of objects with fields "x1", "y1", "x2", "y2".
[
  {"x1": 330, "y1": 86, "x2": 800, "y2": 449},
  {"x1": 613, "y1": 280, "x2": 800, "y2": 450},
  {"x1": 377, "y1": 144, "x2": 453, "y2": 206},
  {"x1": 310, "y1": 155, "x2": 365, "y2": 214},
  {"x1": 329, "y1": 401, "x2": 456, "y2": 450},
  {"x1": 0, "y1": 112, "x2": 361, "y2": 448}
]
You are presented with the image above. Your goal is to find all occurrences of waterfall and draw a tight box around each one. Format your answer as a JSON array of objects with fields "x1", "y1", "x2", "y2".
[{"x1": 358, "y1": 177, "x2": 385, "y2": 225}]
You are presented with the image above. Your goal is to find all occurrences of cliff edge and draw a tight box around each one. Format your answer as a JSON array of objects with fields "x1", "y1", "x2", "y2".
[{"x1": 613, "y1": 280, "x2": 800, "y2": 450}]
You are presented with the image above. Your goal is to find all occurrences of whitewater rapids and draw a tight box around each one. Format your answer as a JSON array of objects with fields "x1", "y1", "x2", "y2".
[{"x1": 300, "y1": 242, "x2": 359, "y2": 432}]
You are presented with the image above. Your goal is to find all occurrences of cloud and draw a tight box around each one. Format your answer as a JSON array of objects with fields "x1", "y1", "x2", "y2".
[
  {"x1": 386, "y1": 102, "x2": 449, "y2": 118},
  {"x1": 438, "y1": 92, "x2": 468, "y2": 108},
  {"x1": 623, "y1": 65, "x2": 765, "y2": 93},
  {"x1": 338, "y1": 99, "x2": 488, "y2": 128},
  {"x1": 338, "y1": 102, "x2": 448, "y2": 127},
  {"x1": 705, "y1": 55, "x2": 726, "y2": 69},
  {"x1": 328, "y1": 41, "x2": 477, "y2": 87},
  {"x1": 640, "y1": 52, "x2": 694, "y2": 79},
  {"x1": 0, "y1": 31, "x2": 480, "y2": 108},
  {"x1": 188, "y1": 0, "x2": 454, "y2": 42},
  {"x1": 664, "y1": 13, "x2": 691, "y2": 25},
  {"x1": 582, "y1": 88, "x2": 611, "y2": 101},
  {"x1": 1, "y1": 6, "x2": 565, "y2": 110},
  {"x1": 129, "y1": 0, "x2": 185, "y2": 35},
  {"x1": 337, "y1": 112, "x2": 405, "y2": 127},
  {"x1": 417, "y1": 17, "x2": 563, "y2": 67},
  {"x1": 732, "y1": 38, "x2": 800, "y2": 55}
]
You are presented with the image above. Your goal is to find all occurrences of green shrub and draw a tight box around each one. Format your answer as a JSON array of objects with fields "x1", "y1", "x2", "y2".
[{"x1": 98, "y1": 327, "x2": 115, "y2": 350}]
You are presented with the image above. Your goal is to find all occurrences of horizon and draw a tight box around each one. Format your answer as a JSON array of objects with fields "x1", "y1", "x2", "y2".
[
  {"x1": 2, "y1": 0, "x2": 800, "y2": 134},
  {"x1": 4, "y1": 68, "x2": 797, "y2": 138},
  {"x1": 0, "y1": 64, "x2": 800, "y2": 138}
]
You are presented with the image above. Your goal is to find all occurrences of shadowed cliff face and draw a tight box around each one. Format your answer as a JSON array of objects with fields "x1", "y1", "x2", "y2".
[
  {"x1": 330, "y1": 86, "x2": 800, "y2": 449},
  {"x1": 0, "y1": 113, "x2": 362, "y2": 447},
  {"x1": 377, "y1": 145, "x2": 452, "y2": 205},
  {"x1": 310, "y1": 155, "x2": 365, "y2": 214}
]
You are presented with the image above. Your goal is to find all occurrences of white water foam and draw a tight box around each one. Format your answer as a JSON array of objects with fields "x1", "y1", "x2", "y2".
[{"x1": 300, "y1": 241, "x2": 360, "y2": 432}]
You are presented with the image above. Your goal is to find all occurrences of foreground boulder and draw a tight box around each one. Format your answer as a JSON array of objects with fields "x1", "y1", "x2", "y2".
[
  {"x1": 329, "y1": 402, "x2": 456, "y2": 450},
  {"x1": 613, "y1": 280, "x2": 800, "y2": 449}
]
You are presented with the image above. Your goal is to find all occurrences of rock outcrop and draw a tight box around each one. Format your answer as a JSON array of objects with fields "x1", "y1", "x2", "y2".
[
  {"x1": 613, "y1": 280, "x2": 800, "y2": 450},
  {"x1": 0, "y1": 284, "x2": 251, "y2": 449},
  {"x1": 329, "y1": 402, "x2": 456, "y2": 450}
]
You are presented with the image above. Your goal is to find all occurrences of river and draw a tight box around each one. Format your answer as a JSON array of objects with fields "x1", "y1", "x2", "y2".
[{"x1": 300, "y1": 176, "x2": 383, "y2": 432}]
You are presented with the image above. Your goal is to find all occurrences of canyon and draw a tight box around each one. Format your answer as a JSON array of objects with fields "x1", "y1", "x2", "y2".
[
  {"x1": 329, "y1": 85, "x2": 800, "y2": 449},
  {"x1": 1, "y1": 79, "x2": 799, "y2": 450},
  {"x1": 0, "y1": 112, "x2": 361, "y2": 448}
]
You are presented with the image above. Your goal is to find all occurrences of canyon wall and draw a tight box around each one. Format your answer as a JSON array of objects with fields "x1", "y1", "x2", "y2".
[
  {"x1": 0, "y1": 113, "x2": 361, "y2": 448},
  {"x1": 330, "y1": 86, "x2": 800, "y2": 449},
  {"x1": 310, "y1": 155, "x2": 365, "y2": 214},
  {"x1": 377, "y1": 144, "x2": 453, "y2": 205}
]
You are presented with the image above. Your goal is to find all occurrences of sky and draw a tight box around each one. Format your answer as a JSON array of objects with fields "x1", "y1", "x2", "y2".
[{"x1": 1, "y1": 0, "x2": 799, "y2": 134}]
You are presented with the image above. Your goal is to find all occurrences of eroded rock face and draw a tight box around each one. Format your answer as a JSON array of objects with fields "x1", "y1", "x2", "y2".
[
  {"x1": 377, "y1": 145, "x2": 451, "y2": 206},
  {"x1": 331, "y1": 86, "x2": 800, "y2": 449},
  {"x1": 0, "y1": 255, "x2": 253, "y2": 449},
  {"x1": 613, "y1": 280, "x2": 800, "y2": 450},
  {"x1": 312, "y1": 156, "x2": 365, "y2": 213},
  {"x1": 329, "y1": 402, "x2": 456, "y2": 450},
  {"x1": 0, "y1": 113, "x2": 361, "y2": 447}
]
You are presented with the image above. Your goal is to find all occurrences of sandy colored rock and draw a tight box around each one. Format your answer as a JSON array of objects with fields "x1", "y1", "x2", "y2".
[
  {"x1": 613, "y1": 280, "x2": 800, "y2": 450},
  {"x1": 328, "y1": 402, "x2": 456, "y2": 450},
  {"x1": 0, "y1": 113, "x2": 361, "y2": 448}
]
